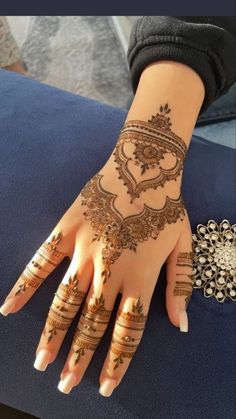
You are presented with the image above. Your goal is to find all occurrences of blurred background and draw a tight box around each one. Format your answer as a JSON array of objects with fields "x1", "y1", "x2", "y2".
[{"x1": 5, "y1": 16, "x2": 139, "y2": 109}]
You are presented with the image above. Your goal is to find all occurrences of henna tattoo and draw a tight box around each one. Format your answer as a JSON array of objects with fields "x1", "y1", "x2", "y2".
[
  {"x1": 113, "y1": 330, "x2": 137, "y2": 343},
  {"x1": 174, "y1": 251, "x2": 194, "y2": 308},
  {"x1": 176, "y1": 251, "x2": 194, "y2": 268},
  {"x1": 81, "y1": 173, "x2": 185, "y2": 284},
  {"x1": 80, "y1": 107, "x2": 186, "y2": 285},
  {"x1": 44, "y1": 272, "x2": 86, "y2": 343},
  {"x1": 72, "y1": 293, "x2": 112, "y2": 365},
  {"x1": 111, "y1": 297, "x2": 147, "y2": 370},
  {"x1": 176, "y1": 273, "x2": 193, "y2": 280},
  {"x1": 15, "y1": 231, "x2": 66, "y2": 296},
  {"x1": 177, "y1": 252, "x2": 193, "y2": 260},
  {"x1": 15, "y1": 266, "x2": 44, "y2": 295},
  {"x1": 113, "y1": 105, "x2": 187, "y2": 202},
  {"x1": 173, "y1": 280, "x2": 193, "y2": 309},
  {"x1": 36, "y1": 231, "x2": 66, "y2": 267}
]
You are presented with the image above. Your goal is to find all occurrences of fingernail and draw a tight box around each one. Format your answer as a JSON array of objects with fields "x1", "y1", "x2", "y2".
[
  {"x1": 0, "y1": 298, "x2": 15, "y2": 316},
  {"x1": 58, "y1": 372, "x2": 77, "y2": 394},
  {"x1": 34, "y1": 349, "x2": 51, "y2": 371},
  {"x1": 179, "y1": 309, "x2": 188, "y2": 332},
  {"x1": 99, "y1": 379, "x2": 116, "y2": 397}
]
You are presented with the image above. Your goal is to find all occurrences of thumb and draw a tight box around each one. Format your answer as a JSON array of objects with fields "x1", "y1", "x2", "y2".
[{"x1": 166, "y1": 216, "x2": 194, "y2": 333}]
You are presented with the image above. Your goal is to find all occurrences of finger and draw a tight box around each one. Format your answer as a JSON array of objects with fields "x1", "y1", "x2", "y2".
[
  {"x1": 99, "y1": 293, "x2": 149, "y2": 397},
  {"x1": 166, "y1": 215, "x2": 193, "y2": 333},
  {"x1": 0, "y1": 229, "x2": 68, "y2": 316},
  {"x1": 57, "y1": 260, "x2": 120, "y2": 394},
  {"x1": 34, "y1": 246, "x2": 93, "y2": 371}
]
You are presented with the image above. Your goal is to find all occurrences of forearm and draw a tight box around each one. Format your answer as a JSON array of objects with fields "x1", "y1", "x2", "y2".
[{"x1": 125, "y1": 61, "x2": 205, "y2": 148}]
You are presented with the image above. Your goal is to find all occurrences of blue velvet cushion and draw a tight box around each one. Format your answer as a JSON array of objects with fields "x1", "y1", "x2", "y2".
[{"x1": 0, "y1": 69, "x2": 235, "y2": 419}]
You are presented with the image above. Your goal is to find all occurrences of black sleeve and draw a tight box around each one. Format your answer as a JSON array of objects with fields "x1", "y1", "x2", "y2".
[{"x1": 127, "y1": 16, "x2": 236, "y2": 114}]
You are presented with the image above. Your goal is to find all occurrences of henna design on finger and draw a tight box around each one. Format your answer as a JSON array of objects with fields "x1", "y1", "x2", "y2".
[
  {"x1": 44, "y1": 272, "x2": 86, "y2": 343},
  {"x1": 81, "y1": 173, "x2": 185, "y2": 284},
  {"x1": 113, "y1": 331, "x2": 137, "y2": 343},
  {"x1": 173, "y1": 280, "x2": 193, "y2": 309},
  {"x1": 111, "y1": 297, "x2": 147, "y2": 370},
  {"x1": 175, "y1": 251, "x2": 194, "y2": 308},
  {"x1": 176, "y1": 251, "x2": 193, "y2": 268},
  {"x1": 15, "y1": 231, "x2": 66, "y2": 296},
  {"x1": 36, "y1": 231, "x2": 66, "y2": 268},
  {"x1": 15, "y1": 266, "x2": 45, "y2": 295},
  {"x1": 176, "y1": 273, "x2": 194, "y2": 280},
  {"x1": 72, "y1": 293, "x2": 112, "y2": 365},
  {"x1": 113, "y1": 105, "x2": 187, "y2": 202}
]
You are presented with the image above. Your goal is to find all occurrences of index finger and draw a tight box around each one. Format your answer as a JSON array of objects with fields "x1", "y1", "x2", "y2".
[{"x1": 0, "y1": 229, "x2": 67, "y2": 316}]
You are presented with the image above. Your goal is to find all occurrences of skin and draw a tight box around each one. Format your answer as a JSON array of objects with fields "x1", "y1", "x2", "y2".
[
  {"x1": 0, "y1": 61, "x2": 205, "y2": 395},
  {"x1": 3, "y1": 60, "x2": 28, "y2": 75}
]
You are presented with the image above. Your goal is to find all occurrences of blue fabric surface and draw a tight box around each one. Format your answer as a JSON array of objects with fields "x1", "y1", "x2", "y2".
[
  {"x1": 0, "y1": 70, "x2": 235, "y2": 419},
  {"x1": 193, "y1": 119, "x2": 236, "y2": 149},
  {"x1": 193, "y1": 81, "x2": 236, "y2": 148},
  {"x1": 196, "y1": 82, "x2": 236, "y2": 125}
]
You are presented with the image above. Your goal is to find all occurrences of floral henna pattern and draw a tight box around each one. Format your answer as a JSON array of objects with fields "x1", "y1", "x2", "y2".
[
  {"x1": 111, "y1": 297, "x2": 147, "y2": 370},
  {"x1": 15, "y1": 231, "x2": 66, "y2": 296},
  {"x1": 113, "y1": 105, "x2": 187, "y2": 202},
  {"x1": 81, "y1": 173, "x2": 185, "y2": 284},
  {"x1": 174, "y1": 251, "x2": 194, "y2": 309},
  {"x1": 72, "y1": 293, "x2": 112, "y2": 365},
  {"x1": 44, "y1": 272, "x2": 86, "y2": 343}
]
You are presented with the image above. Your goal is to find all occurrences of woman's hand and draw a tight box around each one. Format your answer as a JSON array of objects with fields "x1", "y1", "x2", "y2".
[{"x1": 0, "y1": 103, "x2": 194, "y2": 397}]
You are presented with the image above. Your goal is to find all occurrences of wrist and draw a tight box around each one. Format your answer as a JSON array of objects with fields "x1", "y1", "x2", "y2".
[{"x1": 126, "y1": 60, "x2": 205, "y2": 148}]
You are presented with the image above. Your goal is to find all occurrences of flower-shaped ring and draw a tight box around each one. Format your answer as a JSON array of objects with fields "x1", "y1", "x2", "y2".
[{"x1": 192, "y1": 219, "x2": 236, "y2": 303}]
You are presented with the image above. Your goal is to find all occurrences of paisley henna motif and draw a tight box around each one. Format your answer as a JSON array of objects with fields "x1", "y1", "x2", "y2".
[
  {"x1": 113, "y1": 104, "x2": 187, "y2": 202},
  {"x1": 15, "y1": 231, "x2": 66, "y2": 296},
  {"x1": 81, "y1": 173, "x2": 185, "y2": 284}
]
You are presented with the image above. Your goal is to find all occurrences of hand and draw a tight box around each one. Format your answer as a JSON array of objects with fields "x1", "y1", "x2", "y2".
[{"x1": 0, "y1": 104, "x2": 194, "y2": 397}]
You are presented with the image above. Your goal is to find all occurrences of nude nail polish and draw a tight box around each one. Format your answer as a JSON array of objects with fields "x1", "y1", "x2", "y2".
[
  {"x1": 99, "y1": 379, "x2": 116, "y2": 397},
  {"x1": 34, "y1": 349, "x2": 51, "y2": 371},
  {"x1": 58, "y1": 372, "x2": 77, "y2": 394},
  {"x1": 179, "y1": 309, "x2": 188, "y2": 332},
  {"x1": 0, "y1": 298, "x2": 15, "y2": 316}
]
